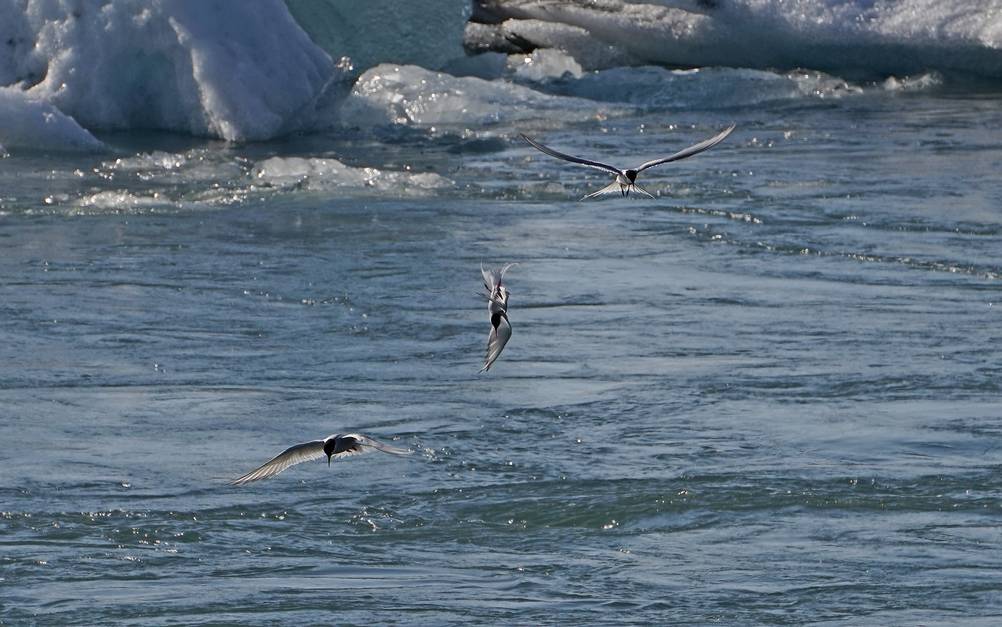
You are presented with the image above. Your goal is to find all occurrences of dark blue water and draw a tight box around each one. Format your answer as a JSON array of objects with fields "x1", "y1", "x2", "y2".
[{"x1": 2, "y1": 68, "x2": 1002, "y2": 625}]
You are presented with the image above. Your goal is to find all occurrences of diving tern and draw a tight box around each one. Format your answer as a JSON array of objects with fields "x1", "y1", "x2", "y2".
[
  {"x1": 231, "y1": 433, "x2": 412, "y2": 485},
  {"x1": 481, "y1": 263, "x2": 515, "y2": 372},
  {"x1": 521, "y1": 124, "x2": 735, "y2": 200}
]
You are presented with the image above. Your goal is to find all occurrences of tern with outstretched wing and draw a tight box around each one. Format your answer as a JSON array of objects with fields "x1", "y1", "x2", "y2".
[
  {"x1": 231, "y1": 433, "x2": 412, "y2": 485},
  {"x1": 521, "y1": 124, "x2": 735, "y2": 200}
]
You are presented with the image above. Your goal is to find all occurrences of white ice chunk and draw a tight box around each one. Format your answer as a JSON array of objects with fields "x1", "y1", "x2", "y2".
[
  {"x1": 0, "y1": 86, "x2": 104, "y2": 151},
  {"x1": 0, "y1": 0, "x2": 339, "y2": 142},
  {"x1": 881, "y1": 72, "x2": 943, "y2": 92},
  {"x1": 509, "y1": 49, "x2": 583, "y2": 82},
  {"x1": 252, "y1": 156, "x2": 454, "y2": 196},
  {"x1": 76, "y1": 191, "x2": 172, "y2": 212},
  {"x1": 340, "y1": 63, "x2": 617, "y2": 128}
]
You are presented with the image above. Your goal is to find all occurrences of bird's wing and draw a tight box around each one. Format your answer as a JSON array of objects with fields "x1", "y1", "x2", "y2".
[
  {"x1": 481, "y1": 262, "x2": 495, "y2": 292},
  {"x1": 231, "y1": 440, "x2": 326, "y2": 485},
  {"x1": 582, "y1": 180, "x2": 625, "y2": 200},
  {"x1": 482, "y1": 262, "x2": 518, "y2": 292},
  {"x1": 342, "y1": 433, "x2": 414, "y2": 456},
  {"x1": 634, "y1": 124, "x2": 735, "y2": 172},
  {"x1": 496, "y1": 262, "x2": 517, "y2": 282},
  {"x1": 521, "y1": 134, "x2": 622, "y2": 175},
  {"x1": 632, "y1": 183, "x2": 656, "y2": 199},
  {"x1": 481, "y1": 314, "x2": 512, "y2": 372}
]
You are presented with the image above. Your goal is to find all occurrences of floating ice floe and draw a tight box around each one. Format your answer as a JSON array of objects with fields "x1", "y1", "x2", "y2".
[
  {"x1": 252, "y1": 156, "x2": 453, "y2": 196},
  {"x1": 0, "y1": 0, "x2": 340, "y2": 145},
  {"x1": 103, "y1": 149, "x2": 247, "y2": 184},
  {"x1": 339, "y1": 63, "x2": 620, "y2": 129},
  {"x1": 881, "y1": 72, "x2": 944, "y2": 92},
  {"x1": 516, "y1": 63, "x2": 944, "y2": 110},
  {"x1": 74, "y1": 191, "x2": 180, "y2": 213}
]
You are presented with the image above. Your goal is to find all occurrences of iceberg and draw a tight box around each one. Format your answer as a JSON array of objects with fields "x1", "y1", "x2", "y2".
[
  {"x1": 285, "y1": 0, "x2": 470, "y2": 73},
  {"x1": 467, "y1": 0, "x2": 1002, "y2": 79},
  {"x1": 0, "y1": 86, "x2": 104, "y2": 151},
  {"x1": 0, "y1": 0, "x2": 340, "y2": 144}
]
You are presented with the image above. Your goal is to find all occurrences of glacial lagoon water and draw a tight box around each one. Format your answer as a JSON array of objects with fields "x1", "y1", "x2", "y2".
[{"x1": 2, "y1": 3, "x2": 1002, "y2": 625}]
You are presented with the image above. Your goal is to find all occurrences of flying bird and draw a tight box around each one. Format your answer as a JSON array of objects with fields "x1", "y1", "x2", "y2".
[
  {"x1": 231, "y1": 433, "x2": 412, "y2": 485},
  {"x1": 481, "y1": 262, "x2": 515, "y2": 372},
  {"x1": 520, "y1": 124, "x2": 735, "y2": 200}
]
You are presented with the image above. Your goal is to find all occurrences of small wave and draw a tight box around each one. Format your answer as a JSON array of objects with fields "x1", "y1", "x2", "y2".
[
  {"x1": 744, "y1": 238, "x2": 1002, "y2": 282},
  {"x1": 429, "y1": 473, "x2": 1002, "y2": 532}
]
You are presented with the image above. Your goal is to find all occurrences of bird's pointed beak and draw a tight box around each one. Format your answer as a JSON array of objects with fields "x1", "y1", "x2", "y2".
[{"x1": 327, "y1": 455, "x2": 332, "y2": 466}]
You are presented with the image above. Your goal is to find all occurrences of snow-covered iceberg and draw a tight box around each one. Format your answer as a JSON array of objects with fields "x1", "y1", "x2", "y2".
[
  {"x1": 0, "y1": 86, "x2": 104, "y2": 151},
  {"x1": 467, "y1": 0, "x2": 1002, "y2": 78},
  {"x1": 0, "y1": 0, "x2": 339, "y2": 145}
]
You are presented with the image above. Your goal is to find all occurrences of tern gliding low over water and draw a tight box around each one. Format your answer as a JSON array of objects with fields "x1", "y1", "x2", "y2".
[
  {"x1": 231, "y1": 433, "x2": 412, "y2": 485},
  {"x1": 521, "y1": 124, "x2": 736, "y2": 199}
]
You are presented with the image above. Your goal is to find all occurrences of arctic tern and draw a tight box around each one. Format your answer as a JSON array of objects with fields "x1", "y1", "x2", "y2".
[
  {"x1": 231, "y1": 433, "x2": 412, "y2": 485},
  {"x1": 521, "y1": 124, "x2": 735, "y2": 200},
  {"x1": 480, "y1": 263, "x2": 516, "y2": 372}
]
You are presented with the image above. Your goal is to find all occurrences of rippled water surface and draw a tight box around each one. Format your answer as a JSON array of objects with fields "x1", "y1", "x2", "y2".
[{"x1": 2, "y1": 74, "x2": 1002, "y2": 625}]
